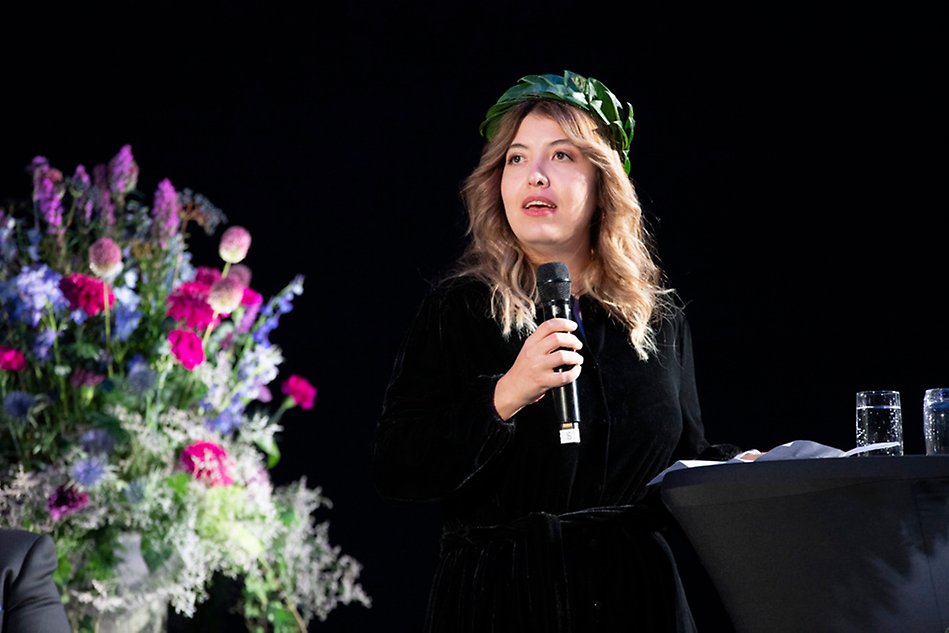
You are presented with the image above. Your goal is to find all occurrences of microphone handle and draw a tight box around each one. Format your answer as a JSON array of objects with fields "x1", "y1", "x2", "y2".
[{"x1": 540, "y1": 299, "x2": 581, "y2": 425}]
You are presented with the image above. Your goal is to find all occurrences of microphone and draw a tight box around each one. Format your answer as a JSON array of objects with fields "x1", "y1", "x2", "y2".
[{"x1": 536, "y1": 262, "x2": 581, "y2": 444}]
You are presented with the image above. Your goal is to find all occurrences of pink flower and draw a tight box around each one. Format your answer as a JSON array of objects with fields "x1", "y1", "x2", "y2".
[
  {"x1": 227, "y1": 264, "x2": 252, "y2": 288},
  {"x1": 0, "y1": 346, "x2": 27, "y2": 372},
  {"x1": 241, "y1": 287, "x2": 263, "y2": 307},
  {"x1": 47, "y1": 483, "x2": 90, "y2": 520},
  {"x1": 70, "y1": 368, "x2": 105, "y2": 388},
  {"x1": 88, "y1": 237, "x2": 123, "y2": 278},
  {"x1": 193, "y1": 266, "x2": 222, "y2": 286},
  {"x1": 58, "y1": 273, "x2": 115, "y2": 316},
  {"x1": 281, "y1": 375, "x2": 317, "y2": 410},
  {"x1": 166, "y1": 281, "x2": 218, "y2": 329},
  {"x1": 180, "y1": 441, "x2": 233, "y2": 486},
  {"x1": 168, "y1": 329, "x2": 205, "y2": 371},
  {"x1": 208, "y1": 276, "x2": 244, "y2": 314},
  {"x1": 219, "y1": 226, "x2": 251, "y2": 264}
]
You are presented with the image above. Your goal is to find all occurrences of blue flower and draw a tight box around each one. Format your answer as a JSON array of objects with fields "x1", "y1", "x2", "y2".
[
  {"x1": 0, "y1": 212, "x2": 16, "y2": 263},
  {"x1": 71, "y1": 456, "x2": 106, "y2": 487},
  {"x1": 26, "y1": 227, "x2": 41, "y2": 261},
  {"x1": 33, "y1": 329, "x2": 58, "y2": 362},
  {"x1": 3, "y1": 391, "x2": 34, "y2": 420},
  {"x1": 206, "y1": 406, "x2": 242, "y2": 434},
  {"x1": 80, "y1": 429, "x2": 114, "y2": 454},
  {"x1": 126, "y1": 362, "x2": 156, "y2": 394},
  {"x1": 113, "y1": 305, "x2": 142, "y2": 342},
  {"x1": 125, "y1": 479, "x2": 146, "y2": 504},
  {"x1": 253, "y1": 315, "x2": 279, "y2": 345},
  {"x1": 9, "y1": 264, "x2": 67, "y2": 327}
]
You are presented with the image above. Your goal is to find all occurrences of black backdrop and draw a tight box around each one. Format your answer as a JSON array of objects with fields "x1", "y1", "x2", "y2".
[{"x1": 2, "y1": 5, "x2": 946, "y2": 631}]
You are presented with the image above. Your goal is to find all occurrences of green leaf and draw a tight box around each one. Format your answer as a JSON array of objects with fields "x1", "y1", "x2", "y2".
[
  {"x1": 267, "y1": 603, "x2": 297, "y2": 632},
  {"x1": 165, "y1": 472, "x2": 192, "y2": 501},
  {"x1": 71, "y1": 342, "x2": 101, "y2": 360},
  {"x1": 255, "y1": 435, "x2": 281, "y2": 468},
  {"x1": 141, "y1": 536, "x2": 173, "y2": 573}
]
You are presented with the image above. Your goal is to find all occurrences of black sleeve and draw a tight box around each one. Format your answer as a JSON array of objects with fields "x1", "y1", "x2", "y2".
[
  {"x1": 372, "y1": 284, "x2": 516, "y2": 502},
  {"x1": 4, "y1": 532, "x2": 71, "y2": 633},
  {"x1": 672, "y1": 313, "x2": 741, "y2": 462}
]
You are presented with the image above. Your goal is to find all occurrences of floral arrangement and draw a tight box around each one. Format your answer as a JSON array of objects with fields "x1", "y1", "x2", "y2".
[{"x1": 0, "y1": 147, "x2": 369, "y2": 632}]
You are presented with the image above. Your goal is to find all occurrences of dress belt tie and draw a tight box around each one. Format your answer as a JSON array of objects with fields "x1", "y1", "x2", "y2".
[{"x1": 441, "y1": 504, "x2": 661, "y2": 633}]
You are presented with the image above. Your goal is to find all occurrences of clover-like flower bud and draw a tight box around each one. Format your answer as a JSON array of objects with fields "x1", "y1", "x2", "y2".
[
  {"x1": 89, "y1": 237, "x2": 123, "y2": 278},
  {"x1": 219, "y1": 226, "x2": 251, "y2": 264},
  {"x1": 208, "y1": 276, "x2": 244, "y2": 314}
]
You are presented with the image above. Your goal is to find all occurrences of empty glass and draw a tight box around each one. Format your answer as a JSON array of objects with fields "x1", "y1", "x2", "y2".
[
  {"x1": 923, "y1": 388, "x2": 949, "y2": 455},
  {"x1": 855, "y1": 390, "x2": 903, "y2": 456}
]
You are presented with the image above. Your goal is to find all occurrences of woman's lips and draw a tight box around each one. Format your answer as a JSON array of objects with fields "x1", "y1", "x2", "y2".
[
  {"x1": 522, "y1": 196, "x2": 557, "y2": 216},
  {"x1": 523, "y1": 207, "x2": 556, "y2": 217}
]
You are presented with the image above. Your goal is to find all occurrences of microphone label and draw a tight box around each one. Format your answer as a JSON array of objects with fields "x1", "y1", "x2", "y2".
[{"x1": 560, "y1": 422, "x2": 581, "y2": 444}]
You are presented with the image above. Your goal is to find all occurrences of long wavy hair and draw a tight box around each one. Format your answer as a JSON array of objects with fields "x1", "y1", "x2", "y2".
[{"x1": 451, "y1": 99, "x2": 674, "y2": 360}]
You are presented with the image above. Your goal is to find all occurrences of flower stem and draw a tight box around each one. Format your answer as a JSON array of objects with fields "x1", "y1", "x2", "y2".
[{"x1": 102, "y1": 282, "x2": 113, "y2": 377}]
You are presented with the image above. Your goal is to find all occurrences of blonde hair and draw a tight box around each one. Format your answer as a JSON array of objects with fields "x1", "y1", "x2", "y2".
[{"x1": 452, "y1": 100, "x2": 674, "y2": 360}]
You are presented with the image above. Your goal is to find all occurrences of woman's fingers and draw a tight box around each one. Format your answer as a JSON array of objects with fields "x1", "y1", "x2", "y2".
[{"x1": 544, "y1": 332, "x2": 583, "y2": 353}]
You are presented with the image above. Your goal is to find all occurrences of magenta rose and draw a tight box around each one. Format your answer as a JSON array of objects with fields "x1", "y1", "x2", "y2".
[
  {"x1": 59, "y1": 273, "x2": 115, "y2": 316},
  {"x1": 281, "y1": 375, "x2": 317, "y2": 410},
  {"x1": 0, "y1": 346, "x2": 27, "y2": 372},
  {"x1": 47, "y1": 483, "x2": 90, "y2": 520},
  {"x1": 193, "y1": 266, "x2": 222, "y2": 286},
  {"x1": 166, "y1": 281, "x2": 218, "y2": 329},
  {"x1": 168, "y1": 329, "x2": 205, "y2": 371},
  {"x1": 180, "y1": 441, "x2": 234, "y2": 486}
]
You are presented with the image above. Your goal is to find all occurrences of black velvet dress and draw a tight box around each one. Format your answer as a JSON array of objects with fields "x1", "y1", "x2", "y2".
[{"x1": 373, "y1": 276, "x2": 738, "y2": 633}]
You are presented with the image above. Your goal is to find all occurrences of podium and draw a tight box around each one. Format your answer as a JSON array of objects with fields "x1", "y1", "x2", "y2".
[{"x1": 661, "y1": 456, "x2": 949, "y2": 633}]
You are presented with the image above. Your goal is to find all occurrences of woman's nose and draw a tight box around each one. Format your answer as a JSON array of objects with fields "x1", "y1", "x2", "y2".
[{"x1": 529, "y1": 162, "x2": 549, "y2": 187}]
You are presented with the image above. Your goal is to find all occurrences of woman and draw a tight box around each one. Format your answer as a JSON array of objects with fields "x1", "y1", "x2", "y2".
[{"x1": 373, "y1": 71, "x2": 742, "y2": 633}]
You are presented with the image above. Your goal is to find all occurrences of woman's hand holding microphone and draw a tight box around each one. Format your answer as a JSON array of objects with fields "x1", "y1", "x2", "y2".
[{"x1": 493, "y1": 318, "x2": 584, "y2": 421}]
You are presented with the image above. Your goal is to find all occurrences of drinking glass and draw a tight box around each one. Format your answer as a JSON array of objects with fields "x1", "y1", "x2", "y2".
[
  {"x1": 923, "y1": 388, "x2": 949, "y2": 455},
  {"x1": 855, "y1": 390, "x2": 903, "y2": 456}
]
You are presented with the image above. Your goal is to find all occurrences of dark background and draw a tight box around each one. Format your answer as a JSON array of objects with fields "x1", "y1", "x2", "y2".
[{"x1": 2, "y1": 4, "x2": 946, "y2": 631}]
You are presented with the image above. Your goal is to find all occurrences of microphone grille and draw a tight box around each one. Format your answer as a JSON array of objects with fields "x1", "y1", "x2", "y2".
[{"x1": 537, "y1": 262, "x2": 571, "y2": 302}]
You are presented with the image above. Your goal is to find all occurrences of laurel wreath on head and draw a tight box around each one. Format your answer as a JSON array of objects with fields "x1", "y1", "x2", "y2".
[{"x1": 479, "y1": 70, "x2": 636, "y2": 174}]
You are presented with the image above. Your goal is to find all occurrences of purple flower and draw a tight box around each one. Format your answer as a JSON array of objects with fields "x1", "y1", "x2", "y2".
[
  {"x1": 3, "y1": 391, "x2": 34, "y2": 420},
  {"x1": 70, "y1": 164, "x2": 91, "y2": 193},
  {"x1": 31, "y1": 157, "x2": 65, "y2": 235},
  {"x1": 107, "y1": 144, "x2": 139, "y2": 196},
  {"x1": 152, "y1": 178, "x2": 180, "y2": 246},
  {"x1": 92, "y1": 164, "x2": 116, "y2": 226},
  {"x1": 80, "y1": 429, "x2": 114, "y2": 454},
  {"x1": 71, "y1": 456, "x2": 106, "y2": 487},
  {"x1": 47, "y1": 483, "x2": 90, "y2": 520}
]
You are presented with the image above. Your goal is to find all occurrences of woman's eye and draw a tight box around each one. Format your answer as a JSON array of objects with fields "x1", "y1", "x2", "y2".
[
  {"x1": 506, "y1": 154, "x2": 523, "y2": 165},
  {"x1": 554, "y1": 151, "x2": 572, "y2": 161}
]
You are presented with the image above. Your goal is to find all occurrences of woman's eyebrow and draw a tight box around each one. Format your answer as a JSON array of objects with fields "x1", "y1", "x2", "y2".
[{"x1": 507, "y1": 138, "x2": 572, "y2": 151}]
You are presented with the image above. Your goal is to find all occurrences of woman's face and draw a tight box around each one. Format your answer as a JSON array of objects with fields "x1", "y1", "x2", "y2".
[{"x1": 500, "y1": 112, "x2": 598, "y2": 265}]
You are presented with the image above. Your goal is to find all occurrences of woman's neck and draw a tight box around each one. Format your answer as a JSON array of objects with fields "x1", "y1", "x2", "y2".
[{"x1": 525, "y1": 245, "x2": 592, "y2": 296}]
